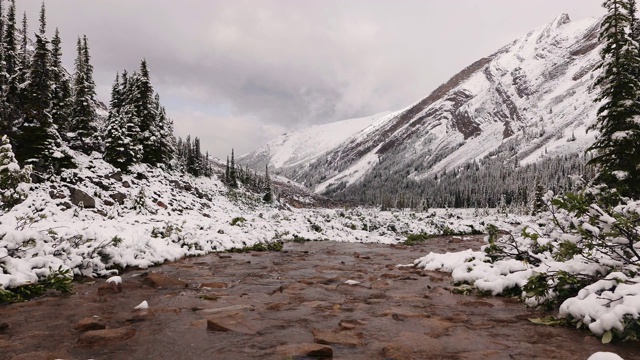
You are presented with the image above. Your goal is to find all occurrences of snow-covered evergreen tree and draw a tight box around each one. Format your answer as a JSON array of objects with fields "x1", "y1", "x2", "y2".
[
  {"x1": 151, "y1": 93, "x2": 176, "y2": 168},
  {"x1": 0, "y1": 135, "x2": 30, "y2": 210},
  {"x1": 133, "y1": 59, "x2": 160, "y2": 165},
  {"x1": 587, "y1": 0, "x2": 640, "y2": 198},
  {"x1": 229, "y1": 148, "x2": 238, "y2": 188},
  {"x1": 18, "y1": 3, "x2": 72, "y2": 173},
  {"x1": 49, "y1": 28, "x2": 72, "y2": 139},
  {"x1": 0, "y1": 0, "x2": 19, "y2": 139},
  {"x1": 103, "y1": 73, "x2": 142, "y2": 172},
  {"x1": 263, "y1": 163, "x2": 273, "y2": 203},
  {"x1": 15, "y1": 11, "x2": 28, "y2": 89},
  {"x1": 69, "y1": 36, "x2": 100, "y2": 154}
]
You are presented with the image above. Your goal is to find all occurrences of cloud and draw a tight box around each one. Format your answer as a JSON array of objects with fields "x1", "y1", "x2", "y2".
[
  {"x1": 171, "y1": 109, "x2": 287, "y2": 160},
  {"x1": 15, "y1": 0, "x2": 604, "y2": 157}
]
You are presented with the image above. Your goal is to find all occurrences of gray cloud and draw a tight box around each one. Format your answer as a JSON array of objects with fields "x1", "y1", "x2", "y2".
[{"x1": 15, "y1": 0, "x2": 604, "y2": 157}]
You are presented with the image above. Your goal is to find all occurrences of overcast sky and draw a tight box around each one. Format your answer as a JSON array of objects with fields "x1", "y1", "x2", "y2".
[{"x1": 15, "y1": 0, "x2": 604, "y2": 158}]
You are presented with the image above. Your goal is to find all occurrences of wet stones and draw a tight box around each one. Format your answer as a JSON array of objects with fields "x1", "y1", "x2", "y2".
[
  {"x1": 274, "y1": 343, "x2": 333, "y2": 358},
  {"x1": 75, "y1": 317, "x2": 107, "y2": 332},
  {"x1": 77, "y1": 328, "x2": 136, "y2": 346},
  {"x1": 382, "y1": 332, "x2": 443, "y2": 359},
  {"x1": 97, "y1": 280, "x2": 122, "y2": 295},
  {"x1": 338, "y1": 319, "x2": 365, "y2": 331},
  {"x1": 142, "y1": 273, "x2": 187, "y2": 289},
  {"x1": 206, "y1": 313, "x2": 261, "y2": 335},
  {"x1": 200, "y1": 282, "x2": 227, "y2": 289},
  {"x1": 312, "y1": 329, "x2": 362, "y2": 347}
]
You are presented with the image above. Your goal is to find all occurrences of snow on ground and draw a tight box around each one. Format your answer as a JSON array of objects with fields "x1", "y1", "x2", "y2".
[
  {"x1": 413, "y1": 191, "x2": 640, "y2": 348},
  {"x1": 0, "y1": 154, "x2": 520, "y2": 291}
]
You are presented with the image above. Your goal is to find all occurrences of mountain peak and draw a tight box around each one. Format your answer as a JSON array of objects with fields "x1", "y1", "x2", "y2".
[{"x1": 552, "y1": 13, "x2": 572, "y2": 28}]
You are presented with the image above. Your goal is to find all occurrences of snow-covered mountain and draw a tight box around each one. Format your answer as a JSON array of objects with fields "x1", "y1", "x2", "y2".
[
  {"x1": 241, "y1": 111, "x2": 392, "y2": 170},
  {"x1": 243, "y1": 14, "x2": 602, "y2": 200}
]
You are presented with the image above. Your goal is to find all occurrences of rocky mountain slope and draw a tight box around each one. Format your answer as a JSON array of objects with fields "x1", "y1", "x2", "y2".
[{"x1": 242, "y1": 14, "x2": 602, "y2": 203}]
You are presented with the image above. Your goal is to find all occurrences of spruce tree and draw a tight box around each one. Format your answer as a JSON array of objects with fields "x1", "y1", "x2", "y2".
[
  {"x1": 104, "y1": 73, "x2": 142, "y2": 172},
  {"x1": 531, "y1": 179, "x2": 545, "y2": 215},
  {"x1": 50, "y1": 28, "x2": 72, "y2": 139},
  {"x1": 17, "y1": 3, "x2": 71, "y2": 173},
  {"x1": 0, "y1": 0, "x2": 4, "y2": 91},
  {"x1": 1, "y1": 0, "x2": 19, "y2": 138},
  {"x1": 69, "y1": 35, "x2": 99, "y2": 154},
  {"x1": 16, "y1": 11, "x2": 28, "y2": 88},
  {"x1": 630, "y1": 0, "x2": 640, "y2": 46},
  {"x1": 0, "y1": 135, "x2": 31, "y2": 210},
  {"x1": 151, "y1": 93, "x2": 176, "y2": 168},
  {"x1": 133, "y1": 59, "x2": 160, "y2": 165},
  {"x1": 229, "y1": 148, "x2": 237, "y2": 188},
  {"x1": 263, "y1": 163, "x2": 273, "y2": 203},
  {"x1": 225, "y1": 156, "x2": 230, "y2": 184},
  {"x1": 587, "y1": 0, "x2": 640, "y2": 198},
  {"x1": 192, "y1": 137, "x2": 202, "y2": 176}
]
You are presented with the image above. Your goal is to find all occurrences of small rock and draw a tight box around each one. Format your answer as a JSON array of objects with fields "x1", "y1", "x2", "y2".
[
  {"x1": 206, "y1": 313, "x2": 260, "y2": 335},
  {"x1": 134, "y1": 300, "x2": 149, "y2": 310},
  {"x1": 142, "y1": 273, "x2": 187, "y2": 289},
  {"x1": 107, "y1": 171, "x2": 123, "y2": 182},
  {"x1": 49, "y1": 190, "x2": 66, "y2": 199},
  {"x1": 353, "y1": 252, "x2": 360, "y2": 258},
  {"x1": 275, "y1": 343, "x2": 333, "y2": 358},
  {"x1": 156, "y1": 201, "x2": 168, "y2": 210},
  {"x1": 339, "y1": 319, "x2": 365, "y2": 331},
  {"x1": 200, "y1": 282, "x2": 227, "y2": 289},
  {"x1": 97, "y1": 281, "x2": 122, "y2": 295},
  {"x1": 382, "y1": 332, "x2": 443, "y2": 359},
  {"x1": 122, "y1": 181, "x2": 131, "y2": 188},
  {"x1": 77, "y1": 328, "x2": 136, "y2": 346},
  {"x1": 68, "y1": 187, "x2": 96, "y2": 208},
  {"x1": 94, "y1": 209, "x2": 108, "y2": 217},
  {"x1": 109, "y1": 192, "x2": 127, "y2": 205},
  {"x1": 312, "y1": 329, "x2": 361, "y2": 347},
  {"x1": 75, "y1": 317, "x2": 106, "y2": 332},
  {"x1": 59, "y1": 201, "x2": 73, "y2": 210},
  {"x1": 103, "y1": 198, "x2": 115, "y2": 206},
  {"x1": 10, "y1": 351, "x2": 66, "y2": 360}
]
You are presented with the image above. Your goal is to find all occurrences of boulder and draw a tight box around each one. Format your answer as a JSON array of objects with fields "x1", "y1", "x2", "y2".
[
  {"x1": 156, "y1": 201, "x2": 168, "y2": 210},
  {"x1": 107, "y1": 171, "x2": 123, "y2": 182},
  {"x1": 142, "y1": 273, "x2": 187, "y2": 289},
  {"x1": 69, "y1": 187, "x2": 96, "y2": 208},
  {"x1": 77, "y1": 328, "x2": 136, "y2": 346},
  {"x1": 58, "y1": 201, "x2": 73, "y2": 210},
  {"x1": 97, "y1": 281, "x2": 122, "y2": 295},
  {"x1": 382, "y1": 332, "x2": 443, "y2": 359},
  {"x1": 275, "y1": 344, "x2": 333, "y2": 358},
  {"x1": 312, "y1": 329, "x2": 361, "y2": 347},
  {"x1": 75, "y1": 317, "x2": 107, "y2": 332},
  {"x1": 206, "y1": 313, "x2": 261, "y2": 335},
  {"x1": 122, "y1": 181, "x2": 131, "y2": 188},
  {"x1": 109, "y1": 192, "x2": 127, "y2": 205},
  {"x1": 169, "y1": 180, "x2": 183, "y2": 190},
  {"x1": 49, "y1": 190, "x2": 66, "y2": 199}
]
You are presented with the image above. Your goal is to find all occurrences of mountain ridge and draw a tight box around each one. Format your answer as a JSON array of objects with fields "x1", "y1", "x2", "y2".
[{"x1": 242, "y1": 13, "x2": 602, "y2": 206}]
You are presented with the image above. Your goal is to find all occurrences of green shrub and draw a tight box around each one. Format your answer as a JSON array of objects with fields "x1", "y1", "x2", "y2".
[{"x1": 0, "y1": 267, "x2": 73, "y2": 304}]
